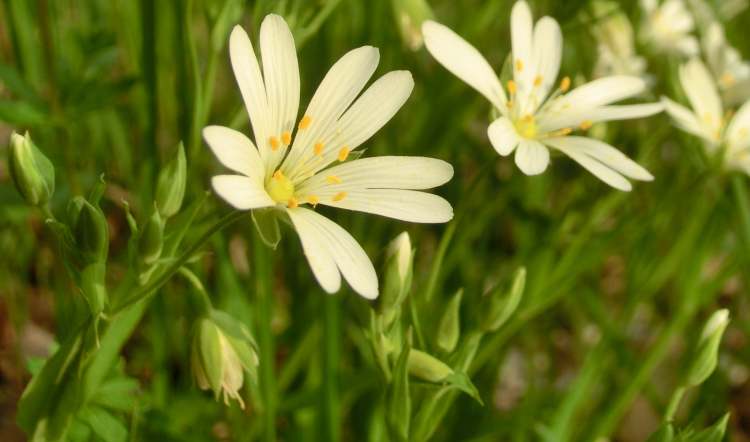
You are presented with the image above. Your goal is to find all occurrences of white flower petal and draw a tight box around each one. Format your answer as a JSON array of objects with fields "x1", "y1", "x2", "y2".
[
  {"x1": 298, "y1": 156, "x2": 453, "y2": 194},
  {"x1": 283, "y1": 46, "x2": 380, "y2": 174},
  {"x1": 319, "y1": 189, "x2": 453, "y2": 224},
  {"x1": 514, "y1": 139, "x2": 549, "y2": 175},
  {"x1": 229, "y1": 26, "x2": 271, "y2": 163},
  {"x1": 287, "y1": 207, "x2": 378, "y2": 299},
  {"x1": 545, "y1": 136, "x2": 653, "y2": 181},
  {"x1": 488, "y1": 117, "x2": 520, "y2": 156},
  {"x1": 538, "y1": 103, "x2": 663, "y2": 132},
  {"x1": 203, "y1": 126, "x2": 265, "y2": 183},
  {"x1": 259, "y1": 14, "x2": 300, "y2": 173},
  {"x1": 727, "y1": 100, "x2": 750, "y2": 149},
  {"x1": 557, "y1": 76, "x2": 648, "y2": 110},
  {"x1": 545, "y1": 138, "x2": 632, "y2": 191},
  {"x1": 421, "y1": 20, "x2": 506, "y2": 110},
  {"x1": 530, "y1": 16, "x2": 562, "y2": 104},
  {"x1": 511, "y1": 0, "x2": 534, "y2": 89},
  {"x1": 211, "y1": 175, "x2": 275, "y2": 209},
  {"x1": 661, "y1": 96, "x2": 711, "y2": 140},
  {"x1": 679, "y1": 58, "x2": 723, "y2": 129}
]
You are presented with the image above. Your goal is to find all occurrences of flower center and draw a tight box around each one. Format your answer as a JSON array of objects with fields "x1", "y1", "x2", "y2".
[
  {"x1": 514, "y1": 115, "x2": 538, "y2": 139},
  {"x1": 267, "y1": 170, "x2": 295, "y2": 203}
]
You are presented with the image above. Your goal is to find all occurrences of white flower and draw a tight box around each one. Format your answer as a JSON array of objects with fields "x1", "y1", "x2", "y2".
[
  {"x1": 662, "y1": 58, "x2": 750, "y2": 174},
  {"x1": 591, "y1": 1, "x2": 649, "y2": 81},
  {"x1": 204, "y1": 15, "x2": 454, "y2": 299},
  {"x1": 639, "y1": 0, "x2": 699, "y2": 57},
  {"x1": 702, "y1": 22, "x2": 750, "y2": 106},
  {"x1": 422, "y1": 1, "x2": 660, "y2": 191}
]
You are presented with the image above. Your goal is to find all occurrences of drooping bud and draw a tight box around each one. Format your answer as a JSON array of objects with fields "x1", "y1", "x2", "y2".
[
  {"x1": 480, "y1": 267, "x2": 526, "y2": 332},
  {"x1": 70, "y1": 197, "x2": 109, "y2": 265},
  {"x1": 381, "y1": 232, "x2": 413, "y2": 325},
  {"x1": 408, "y1": 349, "x2": 453, "y2": 383},
  {"x1": 684, "y1": 309, "x2": 729, "y2": 387},
  {"x1": 191, "y1": 310, "x2": 259, "y2": 408},
  {"x1": 8, "y1": 131, "x2": 55, "y2": 206},
  {"x1": 391, "y1": 0, "x2": 434, "y2": 51},
  {"x1": 155, "y1": 142, "x2": 186, "y2": 218},
  {"x1": 436, "y1": 289, "x2": 463, "y2": 353},
  {"x1": 139, "y1": 207, "x2": 165, "y2": 264}
]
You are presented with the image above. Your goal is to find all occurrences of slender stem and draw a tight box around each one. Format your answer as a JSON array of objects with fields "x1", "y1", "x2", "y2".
[
  {"x1": 423, "y1": 221, "x2": 456, "y2": 303},
  {"x1": 184, "y1": 0, "x2": 204, "y2": 159},
  {"x1": 253, "y1": 238, "x2": 276, "y2": 442},
  {"x1": 731, "y1": 174, "x2": 750, "y2": 253},
  {"x1": 112, "y1": 210, "x2": 247, "y2": 313},
  {"x1": 663, "y1": 386, "x2": 686, "y2": 423},
  {"x1": 322, "y1": 294, "x2": 341, "y2": 442}
]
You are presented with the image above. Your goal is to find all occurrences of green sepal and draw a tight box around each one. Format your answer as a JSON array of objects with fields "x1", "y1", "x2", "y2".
[
  {"x1": 155, "y1": 142, "x2": 186, "y2": 218},
  {"x1": 647, "y1": 423, "x2": 674, "y2": 442},
  {"x1": 481, "y1": 267, "x2": 525, "y2": 332},
  {"x1": 437, "y1": 289, "x2": 463, "y2": 353},
  {"x1": 138, "y1": 207, "x2": 165, "y2": 264},
  {"x1": 252, "y1": 208, "x2": 281, "y2": 249},
  {"x1": 196, "y1": 319, "x2": 223, "y2": 397}
]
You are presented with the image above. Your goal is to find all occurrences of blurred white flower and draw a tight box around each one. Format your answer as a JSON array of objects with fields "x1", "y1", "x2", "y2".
[
  {"x1": 206, "y1": 15, "x2": 454, "y2": 299},
  {"x1": 639, "y1": 0, "x2": 699, "y2": 57},
  {"x1": 422, "y1": 1, "x2": 660, "y2": 191},
  {"x1": 591, "y1": 2, "x2": 649, "y2": 81},
  {"x1": 688, "y1": 0, "x2": 748, "y2": 25},
  {"x1": 702, "y1": 22, "x2": 750, "y2": 106},
  {"x1": 662, "y1": 58, "x2": 750, "y2": 174}
]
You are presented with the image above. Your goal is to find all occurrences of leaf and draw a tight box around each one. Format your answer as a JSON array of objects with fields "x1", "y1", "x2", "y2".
[
  {"x1": 442, "y1": 372, "x2": 483, "y2": 405},
  {"x1": 81, "y1": 406, "x2": 128, "y2": 442},
  {"x1": 92, "y1": 377, "x2": 138, "y2": 412},
  {"x1": 0, "y1": 100, "x2": 48, "y2": 125}
]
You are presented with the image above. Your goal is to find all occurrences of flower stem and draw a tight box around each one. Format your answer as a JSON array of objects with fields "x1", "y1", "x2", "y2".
[
  {"x1": 322, "y1": 293, "x2": 341, "y2": 442},
  {"x1": 663, "y1": 386, "x2": 686, "y2": 423},
  {"x1": 731, "y1": 174, "x2": 750, "y2": 254},
  {"x1": 253, "y1": 237, "x2": 276, "y2": 442}
]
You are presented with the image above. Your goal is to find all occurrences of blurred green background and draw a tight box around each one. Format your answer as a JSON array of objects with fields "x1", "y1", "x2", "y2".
[{"x1": 1, "y1": 0, "x2": 750, "y2": 440}]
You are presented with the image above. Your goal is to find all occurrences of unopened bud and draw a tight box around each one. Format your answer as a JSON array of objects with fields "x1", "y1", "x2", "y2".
[
  {"x1": 71, "y1": 197, "x2": 109, "y2": 265},
  {"x1": 155, "y1": 143, "x2": 186, "y2": 218},
  {"x1": 685, "y1": 309, "x2": 729, "y2": 387},
  {"x1": 139, "y1": 208, "x2": 165, "y2": 264},
  {"x1": 437, "y1": 289, "x2": 463, "y2": 353},
  {"x1": 408, "y1": 349, "x2": 453, "y2": 382},
  {"x1": 381, "y1": 232, "x2": 413, "y2": 325},
  {"x1": 8, "y1": 131, "x2": 55, "y2": 206},
  {"x1": 481, "y1": 267, "x2": 526, "y2": 332},
  {"x1": 391, "y1": 0, "x2": 434, "y2": 51}
]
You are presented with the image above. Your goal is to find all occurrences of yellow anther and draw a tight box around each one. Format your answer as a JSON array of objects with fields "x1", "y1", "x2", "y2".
[
  {"x1": 521, "y1": 114, "x2": 534, "y2": 123},
  {"x1": 314, "y1": 141, "x2": 324, "y2": 155},
  {"x1": 533, "y1": 75, "x2": 543, "y2": 87},
  {"x1": 507, "y1": 80, "x2": 517, "y2": 95},
  {"x1": 579, "y1": 120, "x2": 593, "y2": 130},
  {"x1": 326, "y1": 175, "x2": 342, "y2": 184},
  {"x1": 560, "y1": 76, "x2": 571, "y2": 92},
  {"x1": 273, "y1": 170, "x2": 285, "y2": 180},
  {"x1": 559, "y1": 128, "x2": 572, "y2": 136},
  {"x1": 332, "y1": 191, "x2": 347, "y2": 202},
  {"x1": 338, "y1": 146, "x2": 350, "y2": 161},
  {"x1": 307, "y1": 195, "x2": 319, "y2": 207},
  {"x1": 298, "y1": 115, "x2": 312, "y2": 130},
  {"x1": 287, "y1": 197, "x2": 298, "y2": 209},
  {"x1": 269, "y1": 136, "x2": 281, "y2": 151},
  {"x1": 281, "y1": 131, "x2": 292, "y2": 145},
  {"x1": 515, "y1": 115, "x2": 538, "y2": 139},
  {"x1": 515, "y1": 59, "x2": 524, "y2": 72}
]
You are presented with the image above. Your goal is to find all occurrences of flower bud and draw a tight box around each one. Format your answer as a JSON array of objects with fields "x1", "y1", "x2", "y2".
[
  {"x1": 139, "y1": 208, "x2": 165, "y2": 264},
  {"x1": 481, "y1": 267, "x2": 525, "y2": 332},
  {"x1": 436, "y1": 289, "x2": 463, "y2": 353},
  {"x1": 408, "y1": 349, "x2": 453, "y2": 382},
  {"x1": 70, "y1": 197, "x2": 109, "y2": 265},
  {"x1": 391, "y1": 0, "x2": 434, "y2": 51},
  {"x1": 155, "y1": 143, "x2": 186, "y2": 218},
  {"x1": 685, "y1": 309, "x2": 729, "y2": 387},
  {"x1": 191, "y1": 311, "x2": 259, "y2": 408},
  {"x1": 381, "y1": 232, "x2": 413, "y2": 325},
  {"x1": 8, "y1": 131, "x2": 55, "y2": 206}
]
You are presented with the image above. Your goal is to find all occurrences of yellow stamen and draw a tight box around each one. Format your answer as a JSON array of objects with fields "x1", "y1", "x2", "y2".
[
  {"x1": 579, "y1": 120, "x2": 593, "y2": 131},
  {"x1": 307, "y1": 195, "x2": 319, "y2": 207},
  {"x1": 515, "y1": 59, "x2": 524, "y2": 72},
  {"x1": 560, "y1": 76, "x2": 571, "y2": 92},
  {"x1": 507, "y1": 100, "x2": 514, "y2": 109},
  {"x1": 533, "y1": 75, "x2": 543, "y2": 87},
  {"x1": 559, "y1": 128, "x2": 572, "y2": 136},
  {"x1": 287, "y1": 197, "x2": 298, "y2": 208},
  {"x1": 332, "y1": 191, "x2": 347, "y2": 202},
  {"x1": 326, "y1": 175, "x2": 342, "y2": 184},
  {"x1": 281, "y1": 131, "x2": 292, "y2": 145},
  {"x1": 269, "y1": 136, "x2": 281, "y2": 151},
  {"x1": 338, "y1": 146, "x2": 350, "y2": 162},
  {"x1": 273, "y1": 170, "x2": 285, "y2": 180},
  {"x1": 314, "y1": 141, "x2": 324, "y2": 155},
  {"x1": 507, "y1": 80, "x2": 517, "y2": 95},
  {"x1": 267, "y1": 170, "x2": 295, "y2": 203},
  {"x1": 298, "y1": 115, "x2": 312, "y2": 129}
]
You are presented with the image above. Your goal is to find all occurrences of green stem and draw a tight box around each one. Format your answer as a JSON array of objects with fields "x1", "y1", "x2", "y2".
[
  {"x1": 731, "y1": 174, "x2": 750, "y2": 253},
  {"x1": 184, "y1": 0, "x2": 204, "y2": 159},
  {"x1": 323, "y1": 294, "x2": 341, "y2": 442},
  {"x1": 663, "y1": 386, "x2": 686, "y2": 423},
  {"x1": 253, "y1": 238, "x2": 276, "y2": 442},
  {"x1": 112, "y1": 210, "x2": 247, "y2": 313},
  {"x1": 423, "y1": 221, "x2": 456, "y2": 303}
]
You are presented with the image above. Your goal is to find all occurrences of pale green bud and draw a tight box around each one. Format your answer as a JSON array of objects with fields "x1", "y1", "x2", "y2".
[
  {"x1": 381, "y1": 232, "x2": 413, "y2": 325},
  {"x1": 8, "y1": 131, "x2": 55, "y2": 206},
  {"x1": 408, "y1": 349, "x2": 453, "y2": 382},
  {"x1": 139, "y1": 208, "x2": 164, "y2": 264},
  {"x1": 481, "y1": 267, "x2": 526, "y2": 332},
  {"x1": 155, "y1": 143, "x2": 186, "y2": 218},
  {"x1": 436, "y1": 289, "x2": 463, "y2": 353},
  {"x1": 685, "y1": 309, "x2": 729, "y2": 387},
  {"x1": 391, "y1": 0, "x2": 434, "y2": 50},
  {"x1": 71, "y1": 197, "x2": 109, "y2": 265}
]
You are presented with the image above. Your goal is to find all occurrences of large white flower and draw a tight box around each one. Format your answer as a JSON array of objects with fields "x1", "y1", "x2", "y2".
[
  {"x1": 639, "y1": 0, "x2": 699, "y2": 57},
  {"x1": 702, "y1": 22, "x2": 750, "y2": 106},
  {"x1": 422, "y1": 1, "x2": 660, "y2": 191},
  {"x1": 205, "y1": 15, "x2": 454, "y2": 299},
  {"x1": 662, "y1": 58, "x2": 750, "y2": 174}
]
